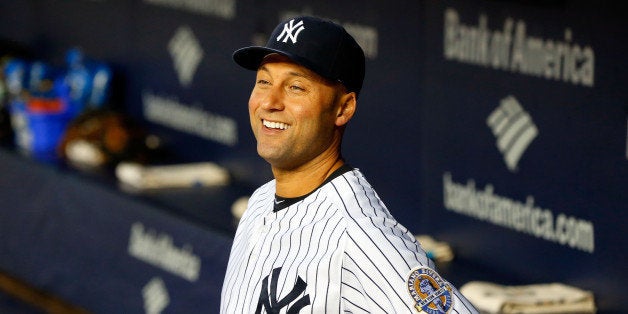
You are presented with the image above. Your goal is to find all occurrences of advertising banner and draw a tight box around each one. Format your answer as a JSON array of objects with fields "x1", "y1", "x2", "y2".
[{"x1": 419, "y1": 1, "x2": 627, "y2": 310}]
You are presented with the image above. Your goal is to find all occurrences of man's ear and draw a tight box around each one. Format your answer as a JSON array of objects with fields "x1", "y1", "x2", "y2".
[{"x1": 335, "y1": 92, "x2": 357, "y2": 127}]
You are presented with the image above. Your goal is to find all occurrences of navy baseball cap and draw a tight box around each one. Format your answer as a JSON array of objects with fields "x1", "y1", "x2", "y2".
[{"x1": 233, "y1": 16, "x2": 365, "y2": 96}]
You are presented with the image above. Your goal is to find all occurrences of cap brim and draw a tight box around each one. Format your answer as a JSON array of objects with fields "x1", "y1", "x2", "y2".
[
  {"x1": 233, "y1": 46, "x2": 331, "y2": 83},
  {"x1": 233, "y1": 46, "x2": 290, "y2": 71}
]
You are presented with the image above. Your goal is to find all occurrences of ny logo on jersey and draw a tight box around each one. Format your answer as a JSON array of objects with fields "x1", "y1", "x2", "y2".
[
  {"x1": 256, "y1": 267, "x2": 310, "y2": 314},
  {"x1": 277, "y1": 19, "x2": 305, "y2": 44}
]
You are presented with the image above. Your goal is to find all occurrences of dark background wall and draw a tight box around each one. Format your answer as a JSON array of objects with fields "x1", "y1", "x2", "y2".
[{"x1": 0, "y1": 0, "x2": 626, "y2": 313}]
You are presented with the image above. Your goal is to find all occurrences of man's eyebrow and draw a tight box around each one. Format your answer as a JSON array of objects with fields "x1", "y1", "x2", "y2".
[
  {"x1": 258, "y1": 64, "x2": 314, "y2": 80},
  {"x1": 286, "y1": 71, "x2": 316, "y2": 82}
]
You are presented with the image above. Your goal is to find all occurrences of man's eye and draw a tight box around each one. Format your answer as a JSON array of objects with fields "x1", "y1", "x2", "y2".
[
  {"x1": 256, "y1": 79, "x2": 270, "y2": 85},
  {"x1": 290, "y1": 85, "x2": 305, "y2": 91}
]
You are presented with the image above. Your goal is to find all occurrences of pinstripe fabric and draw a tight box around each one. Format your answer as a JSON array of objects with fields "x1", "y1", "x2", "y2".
[{"x1": 221, "y1": 168, "x2": 478, "y2": 313}]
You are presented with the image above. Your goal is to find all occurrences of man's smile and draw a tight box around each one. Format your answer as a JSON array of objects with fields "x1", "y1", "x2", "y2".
[{"x1": 262, "y1": 119, "x2": 291, "y2": 130}]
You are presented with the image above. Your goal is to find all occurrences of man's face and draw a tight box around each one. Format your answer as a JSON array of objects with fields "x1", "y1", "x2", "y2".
[{"x1": 248, "y1": 54, "x2": 347, "y2": 171}]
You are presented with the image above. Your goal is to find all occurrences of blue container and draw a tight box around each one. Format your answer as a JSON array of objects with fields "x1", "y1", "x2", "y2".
[{"x1": 10, "y1": 98, "x2": 72, "y2": 161}]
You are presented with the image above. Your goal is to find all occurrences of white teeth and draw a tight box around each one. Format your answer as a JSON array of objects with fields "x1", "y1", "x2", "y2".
[{"x1": 263, "y1": 120, "x2": 289, "y2": 130}]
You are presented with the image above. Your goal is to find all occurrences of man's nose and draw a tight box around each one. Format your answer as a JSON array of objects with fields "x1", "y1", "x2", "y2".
[{"x1": 259, "y1": 88, "x2": 285, "y2": 111}]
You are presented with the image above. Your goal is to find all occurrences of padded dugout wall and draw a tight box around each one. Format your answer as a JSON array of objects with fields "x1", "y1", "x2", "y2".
[{"x1": 0, "y1": 0, "x2": 626, "y2": 313}]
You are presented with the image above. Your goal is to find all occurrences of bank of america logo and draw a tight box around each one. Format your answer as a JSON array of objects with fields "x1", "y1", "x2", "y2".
[
  {"x1": 142, "y1": 277, "x2": 169, "y2": 314},
  {"x1": 168, "y1": 26, "x2": 204, "y2": 87},
  {"x1": 487, "y1": 95, "x2": 538, "y2": 172}
]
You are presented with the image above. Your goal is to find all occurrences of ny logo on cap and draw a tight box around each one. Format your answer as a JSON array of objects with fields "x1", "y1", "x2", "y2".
[{"x1": 277, "y1": 19, "x2": 305, "y2": 44}]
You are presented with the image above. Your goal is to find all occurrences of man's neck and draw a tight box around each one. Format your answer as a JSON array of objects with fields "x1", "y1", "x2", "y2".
[{"x1": 272, "y1": 157, "x2": 345, "y2": 198}]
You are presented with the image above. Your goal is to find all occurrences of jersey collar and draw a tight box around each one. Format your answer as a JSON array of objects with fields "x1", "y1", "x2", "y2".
[{"x1": 273, "y1": 164, "x2": 353, "y2": 212}]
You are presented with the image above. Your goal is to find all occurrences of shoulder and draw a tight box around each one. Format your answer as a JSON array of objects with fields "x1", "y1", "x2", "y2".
[
  {"x1": 239, "y1": 180, "x2": 275, "y2": 223},
  {"x1": 248, "y1": 179, "x2": 276, "y2": 205},
  {"x1": 328, "y1": 169, "x2": 432, "y2": 267},
  {"x1": 325, "y1": 169, "x2": 419, "y2": 254},
  {"x1": 325, "y1": 168, "x2": 390, "y2": 220}
]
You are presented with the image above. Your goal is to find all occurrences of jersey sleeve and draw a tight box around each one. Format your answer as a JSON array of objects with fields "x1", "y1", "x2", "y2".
[
  {"x1": 341, "y1": 214, "x2": 478, "y2": 313},
  {"x1": 341, "y1": 211, "x2": 429, "y2": 312},
  {"x1": 334, "y1": 171, "x2": 478, "y2": 313}
]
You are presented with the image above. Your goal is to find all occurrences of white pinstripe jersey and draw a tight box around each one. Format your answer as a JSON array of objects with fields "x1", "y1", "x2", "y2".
[{"x1": 221, "y1": 166, "x2": 478, "y2": 313}]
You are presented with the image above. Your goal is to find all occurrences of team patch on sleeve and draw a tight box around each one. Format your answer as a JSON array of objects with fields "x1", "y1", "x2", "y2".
[{"x1": 407, "y1": 266, "x2": 454, "y2": 314}]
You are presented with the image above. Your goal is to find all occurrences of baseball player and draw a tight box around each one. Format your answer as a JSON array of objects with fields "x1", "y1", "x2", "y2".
[{"x1": 221, "y1": 15, "x2": 478, "y2": 313}]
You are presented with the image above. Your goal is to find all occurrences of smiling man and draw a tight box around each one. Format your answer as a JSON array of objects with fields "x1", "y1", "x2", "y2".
[
  {"x1": 220, "y1": 15, "x2": 478, "y2": 313},
  {"x1": 249, "y1": 53, "x2": 353, "y2": 197}
]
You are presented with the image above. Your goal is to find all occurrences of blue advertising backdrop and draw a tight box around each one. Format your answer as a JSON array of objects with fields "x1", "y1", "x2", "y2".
[
  {"x1": 0, "y1": 0, "x2": 626, "y2": 313},
  {"x1": 419, "y1": 1, "x2": 626, "y2": 311}
]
